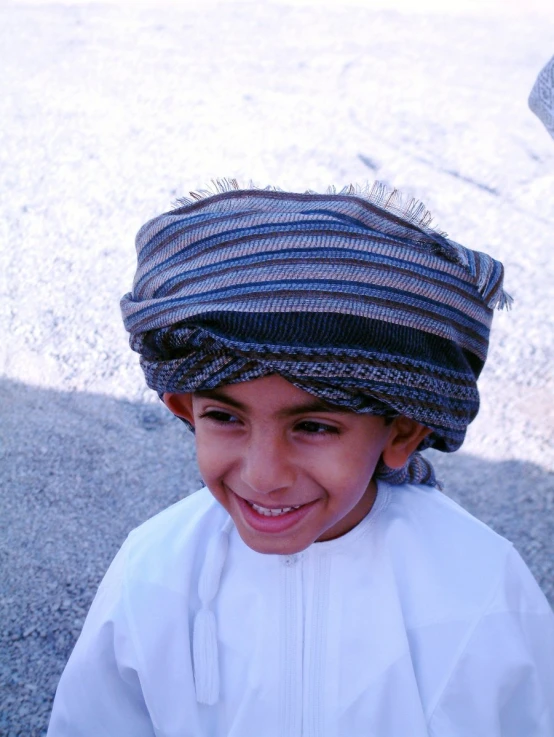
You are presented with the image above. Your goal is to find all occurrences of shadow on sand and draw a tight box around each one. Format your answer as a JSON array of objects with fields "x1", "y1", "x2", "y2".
[{"x1": 1, "y1": 378, "x2": 552, "y2": 736}]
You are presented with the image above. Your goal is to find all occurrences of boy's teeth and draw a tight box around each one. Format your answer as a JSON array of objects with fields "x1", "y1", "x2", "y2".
[{"x1": 250, "y1": 502, "x2": 301, "y2": 516}]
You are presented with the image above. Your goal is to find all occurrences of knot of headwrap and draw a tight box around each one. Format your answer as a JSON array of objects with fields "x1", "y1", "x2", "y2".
[{"x1": 121, "y1": 182, "x2": 512, "y2": 488}]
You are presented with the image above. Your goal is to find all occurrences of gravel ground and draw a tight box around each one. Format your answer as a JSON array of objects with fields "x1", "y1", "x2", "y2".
[{"x1": 1, "y1": 1, "x2": 553, "y2": 734}]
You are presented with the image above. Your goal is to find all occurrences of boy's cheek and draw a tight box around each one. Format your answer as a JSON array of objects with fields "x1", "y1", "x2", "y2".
[
  {"x1": 194, "y1": 430, "x2": 218, "y2": 466},
  {"x1": 194, "y1": 443, "x2": 229, "y2": 494}
]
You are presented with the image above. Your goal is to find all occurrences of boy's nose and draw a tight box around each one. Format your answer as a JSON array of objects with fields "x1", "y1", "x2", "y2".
[{"x1": 240, "y1": 431, "x2": 295, "y2": 495}]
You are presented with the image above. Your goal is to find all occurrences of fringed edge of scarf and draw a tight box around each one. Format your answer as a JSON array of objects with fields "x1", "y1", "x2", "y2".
[
  {"x1": 171, "y1": 179, "x2": 512, "y2": 311},
  {"x1": 172, "y1": 177, "x2": 445, "y2": 236}
]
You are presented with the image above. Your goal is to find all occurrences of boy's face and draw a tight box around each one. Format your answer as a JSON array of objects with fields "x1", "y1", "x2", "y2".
[{"x1": 164, "y1": 375, "x2": 427, "y2": 555}]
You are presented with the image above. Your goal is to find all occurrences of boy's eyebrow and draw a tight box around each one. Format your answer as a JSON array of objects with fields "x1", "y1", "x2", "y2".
[
  {"x1": 194, "y1": 389, "x2": 347, "y2": 416},
  {"x1": 195, "y1": 389, "x2": 246, "y2": 411}
]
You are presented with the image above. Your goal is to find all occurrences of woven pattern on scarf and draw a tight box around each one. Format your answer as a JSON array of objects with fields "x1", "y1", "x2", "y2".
[{"x1": 121, "y1": 183, "x2": 511, "y2": 487}]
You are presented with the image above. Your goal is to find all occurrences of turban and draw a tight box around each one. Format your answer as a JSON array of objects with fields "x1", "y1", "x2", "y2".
[{"x1": 121, "y1": 182, "x2": 511, "y2": 487}]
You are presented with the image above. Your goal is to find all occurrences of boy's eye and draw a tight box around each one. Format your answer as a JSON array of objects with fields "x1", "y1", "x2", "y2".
[
  {"x1": 295, "y1": 420, "x2": 340, "y2": 435},
  {"x1": 200, "y1": 410, "x2": 239, "y2": 424}
]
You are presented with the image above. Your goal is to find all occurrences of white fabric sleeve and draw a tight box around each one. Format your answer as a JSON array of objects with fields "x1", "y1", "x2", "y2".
[
  {"x1": 47, "y1": 537, "x2": 156, "y2": 737},
  {"x1": 428, "y1": 546, "x2": 554, "y2": 737}
]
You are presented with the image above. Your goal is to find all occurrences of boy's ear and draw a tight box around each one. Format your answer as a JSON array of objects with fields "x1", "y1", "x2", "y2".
[
  {"x1": 162, "y1": 392, "x2": 195, "y2": 426},
  {"x1": 381, "y1": 417, "x2": 432, "y2": 469}
]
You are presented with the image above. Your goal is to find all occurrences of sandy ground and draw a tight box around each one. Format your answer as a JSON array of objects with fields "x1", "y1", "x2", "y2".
[{"x1": 1, "y1": 1, "x2": 553, "y2": 734}]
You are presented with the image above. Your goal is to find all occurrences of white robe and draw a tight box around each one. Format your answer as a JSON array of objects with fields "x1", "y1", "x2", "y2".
[{"x1": 47, "y1": 482, "x2": 554, "y2": 736}]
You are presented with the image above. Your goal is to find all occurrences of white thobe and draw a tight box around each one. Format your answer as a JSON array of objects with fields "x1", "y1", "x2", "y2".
[{"x1": 47, "y1": 482, "x2": 554, "y2": 736}]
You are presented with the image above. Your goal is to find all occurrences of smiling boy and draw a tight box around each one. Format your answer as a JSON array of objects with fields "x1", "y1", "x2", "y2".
[
  {"x1": 163, "y1": 376, "x2": 429, "y2": 555},
  {"x1": 48, "y1": 183, "x2": 554, "y2": 736}
]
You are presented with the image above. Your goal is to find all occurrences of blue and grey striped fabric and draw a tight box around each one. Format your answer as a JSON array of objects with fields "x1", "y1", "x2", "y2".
[{"x1": 121, "y1": 184, "x2": 511, "y2": 486}]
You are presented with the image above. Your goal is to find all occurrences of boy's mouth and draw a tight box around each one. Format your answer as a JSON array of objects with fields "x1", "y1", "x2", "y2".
[
  {"x1": 232, "y1": 492, "x2": 317, "y2": 534},
  {"x1": 248, "y1": 502, "x2": 303, "y2": 517}
]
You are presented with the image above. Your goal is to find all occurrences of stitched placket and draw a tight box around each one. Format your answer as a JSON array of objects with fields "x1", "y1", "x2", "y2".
[
  {"x1": 278, "y1": 550, "x2": 332, "y2": 737},
  {"x1": 280, "y1": 553, "x2": 304, "y2": 735},
  {"x1": 302, "y1": 550, "x2": 331, "y2": 737}
]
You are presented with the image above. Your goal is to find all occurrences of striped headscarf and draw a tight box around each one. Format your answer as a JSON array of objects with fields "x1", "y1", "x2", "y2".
[
  {"x1": 529, "y1": 54, "x2": 554, "y2": 140},
  {"x1": 121, "y1": 181, "x2": 511, "y2": 487}
]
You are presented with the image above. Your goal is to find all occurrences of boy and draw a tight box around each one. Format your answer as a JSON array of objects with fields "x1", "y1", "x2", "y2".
[{"x1": 48, "y1": 182, "x2": 554, "y2": 736}]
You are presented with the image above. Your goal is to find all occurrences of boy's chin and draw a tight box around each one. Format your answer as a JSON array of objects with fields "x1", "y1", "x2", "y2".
[{"x1": 234, "y1": 525, "x2": 314, "y2": 556}]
